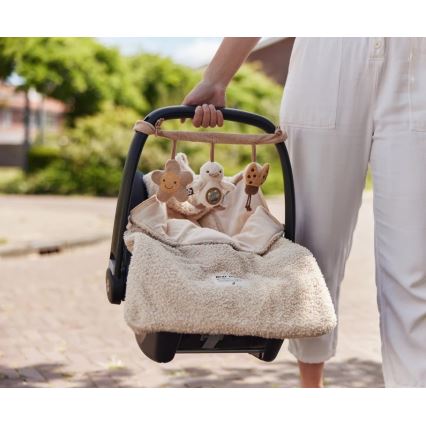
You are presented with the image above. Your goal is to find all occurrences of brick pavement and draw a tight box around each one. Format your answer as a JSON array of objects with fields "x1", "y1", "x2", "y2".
[
  {"x1": 0, "y1": 194, "x2": 383, "y2": 387},
  {"x1": 0, "y1": 195, "x2": 115, "y2": 256}
]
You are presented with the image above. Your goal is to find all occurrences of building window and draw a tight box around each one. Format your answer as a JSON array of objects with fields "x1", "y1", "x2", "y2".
[
  {"x1": 0, "y1": 108, "x2": 13, "y2": 128},
  {"x1": 12, "y1": 108, "x2": 24, "y2": 124},
  {"x1": 46, "y1": 112, "x2": 58, "y2": 127}
]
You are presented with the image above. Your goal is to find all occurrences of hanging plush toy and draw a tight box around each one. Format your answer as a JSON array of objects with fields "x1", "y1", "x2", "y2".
[
  {"x1": 151, "y1": 141, "x2": 193, "y2": 203},
  {"x1": 192, "y1": 161, "x2": 235, "y2": 208},
  {"x1": 190, "y1": 142, "x2": 235, "y2": 208},
  {"x1": 243, "y1": 144, "x2": 270, "y2": 211}
]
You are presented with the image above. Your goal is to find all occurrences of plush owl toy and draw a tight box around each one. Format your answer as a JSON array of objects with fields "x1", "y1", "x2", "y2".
[{"x1": 192, "y1": 161, "x2": 235, "y2": 208}]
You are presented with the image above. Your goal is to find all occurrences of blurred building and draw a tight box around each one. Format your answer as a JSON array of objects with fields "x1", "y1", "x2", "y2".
[
  {"x1": 0, "y1": 81, "x2": 66, "y2": 167},
  {"x1": 246, "y1": 37, "x2": 295, "y2": 86}
]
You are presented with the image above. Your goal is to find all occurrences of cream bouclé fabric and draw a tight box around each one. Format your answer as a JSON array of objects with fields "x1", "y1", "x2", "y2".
[{"x1": 123, "y1": 185, "x2": 337, "y2": 340}]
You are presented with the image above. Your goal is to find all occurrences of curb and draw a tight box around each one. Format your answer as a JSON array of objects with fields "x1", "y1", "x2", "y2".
[{"x1": 0, "y1": 233, "x2": 111, "y2": 258}]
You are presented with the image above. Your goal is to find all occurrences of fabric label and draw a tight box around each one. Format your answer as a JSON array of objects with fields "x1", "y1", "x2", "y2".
[{"x1": 214, "y1": 274, "x2": 243, "y2": 285}]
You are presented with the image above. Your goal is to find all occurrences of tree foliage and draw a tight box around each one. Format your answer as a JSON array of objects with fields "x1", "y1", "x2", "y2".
[
  {"x1": 128, "y1": 53, "x2": 201, "y2": 110},
  {"x1": 0, "y1": 37, "x2": 285, "y2": 196},
  {"x1": 0, "y1": 37, "x2": 146, "y2": 119}
]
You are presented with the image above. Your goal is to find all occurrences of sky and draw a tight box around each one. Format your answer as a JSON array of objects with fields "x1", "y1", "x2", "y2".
[
  {"x1": 98, "y1": 37, "x2": 223, "y2": 68},
  {"x1": 6, "y1": 38, "x2": 227, "y2": 86}
]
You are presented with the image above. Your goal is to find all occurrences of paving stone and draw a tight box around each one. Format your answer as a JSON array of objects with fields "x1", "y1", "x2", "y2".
[{"x1": 0, "y1": 193, "x2": 383, "y2": 388}]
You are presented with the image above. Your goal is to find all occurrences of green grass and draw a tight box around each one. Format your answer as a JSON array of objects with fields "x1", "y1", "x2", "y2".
[
  {"x1": 0, "y1": 168, "x2": 23, "y2": 185},
  {"x1": 0, "y1": 167, "x2": 26, "y2": 194}
]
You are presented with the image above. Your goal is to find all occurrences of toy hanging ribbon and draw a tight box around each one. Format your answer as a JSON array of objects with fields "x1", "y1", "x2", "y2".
[
  {"x1": 191, "y1": 140, "x2": 235, "y2": 208},
  {"x1": 134, "y1": 119, "x2": 281, "y2": 208}
]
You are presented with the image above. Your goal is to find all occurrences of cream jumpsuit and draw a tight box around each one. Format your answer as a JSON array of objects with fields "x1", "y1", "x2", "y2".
[{"x1": 280, "y1": 38, "x2": 426, "y2": 387}]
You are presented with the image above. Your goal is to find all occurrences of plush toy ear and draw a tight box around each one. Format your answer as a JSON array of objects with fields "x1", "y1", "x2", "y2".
[
  {"x1": 176, "y1": 152, "x2": 189, "y2": 166},
  {"x1": 176, "y1": 153, "x2": 196, "y2": 178},
  {"x1": 151, "y1": 170, "x2": 162, "y2": 185},
  {"x1": 231, "y1": 172, "x2": 243, "y2": 185}
]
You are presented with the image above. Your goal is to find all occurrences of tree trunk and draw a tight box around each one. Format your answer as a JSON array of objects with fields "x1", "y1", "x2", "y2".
[
  {"x1": 39, "y1": 94, "x2": 46, "y2": 145},
  {"x1": 22, "y1": 89, "x2": 31, "y2": 172}
]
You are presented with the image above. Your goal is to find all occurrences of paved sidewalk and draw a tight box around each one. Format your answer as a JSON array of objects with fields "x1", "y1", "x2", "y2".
[
  {"x1": 0, "y1": 193, "x2": 383, "y2": 387},
  {"x1": 0, "y1": 195, "x2": 115, "y2": 256}
]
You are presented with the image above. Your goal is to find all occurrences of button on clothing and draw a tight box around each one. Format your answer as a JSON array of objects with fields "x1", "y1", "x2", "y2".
[
  {"x1": 371, "y1": 37, "x2": 385, "y2": 58},
  {"x1": 280, "y1": 37, "x2": 426, "y2": 387}
]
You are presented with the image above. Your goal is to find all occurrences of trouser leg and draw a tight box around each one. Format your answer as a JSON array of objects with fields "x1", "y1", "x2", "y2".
[
  {"x1": 282, "y1": 37, "x2": 426, "y2": 381},
  {"x1": 366, "y1": 37, "x2": 426, "y2": 387},
  {"x1": 285, "y1": 127, "x2": 371, "y2": 362},
  {"x1": 281, "y1": 38, "x2": 375, "y2": 363},
  {"x1": 370, "y1": 127, "x2": 426, "y2": 388}
]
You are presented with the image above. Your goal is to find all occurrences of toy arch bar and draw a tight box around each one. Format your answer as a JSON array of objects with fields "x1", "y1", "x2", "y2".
[
  {"x1": 108, "y1": 105, "x2": 296, "y2": 304},
  {"x1": 133, "y1": 119, "x2": 286, "y2": 146}
]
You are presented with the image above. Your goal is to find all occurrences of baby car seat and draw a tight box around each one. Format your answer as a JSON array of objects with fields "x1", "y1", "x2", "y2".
[{"x1": 106, "y1": 105, "x2": 295, "y2": 363}]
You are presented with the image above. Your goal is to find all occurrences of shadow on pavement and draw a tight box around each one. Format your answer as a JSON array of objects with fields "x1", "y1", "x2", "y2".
[
  {"x1": 0, "y1": 362, "x2": 133, "y2": 388},
  {"x1": 0, "y1": 358, "x2": 384, "y2": 388},
  {"x1": 161, "y1": 358, "x2": 384, "y2": 388}
]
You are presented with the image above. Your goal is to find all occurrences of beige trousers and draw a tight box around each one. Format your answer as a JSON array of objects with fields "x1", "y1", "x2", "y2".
[{"x1": 280, "y1": 38, "x2": 426, "y2": 387}]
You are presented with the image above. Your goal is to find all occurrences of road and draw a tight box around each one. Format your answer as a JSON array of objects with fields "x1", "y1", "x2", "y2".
[{"x1": 0, "y1": 193, "x2": 383, "y2": 387}]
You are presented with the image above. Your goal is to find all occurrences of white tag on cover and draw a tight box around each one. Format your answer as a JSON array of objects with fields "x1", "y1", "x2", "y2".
[{"x1": 214, "y1": 274, "x2": 243, "y2": 286}]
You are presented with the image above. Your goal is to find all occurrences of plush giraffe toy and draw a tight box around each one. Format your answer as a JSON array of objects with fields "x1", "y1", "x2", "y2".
[{"x1": 243, "y1": 162, "x2": 270, "y2": 211}]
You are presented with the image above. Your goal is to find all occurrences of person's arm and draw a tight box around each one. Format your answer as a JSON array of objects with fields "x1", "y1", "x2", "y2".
[{"x1": 182, "y1": 37, "x2": 261, "y2": 127}]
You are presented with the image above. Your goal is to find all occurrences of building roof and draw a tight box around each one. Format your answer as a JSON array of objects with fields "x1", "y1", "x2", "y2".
[{"x1": 0, "y1": 81, "x2": 67, "y2": 114}]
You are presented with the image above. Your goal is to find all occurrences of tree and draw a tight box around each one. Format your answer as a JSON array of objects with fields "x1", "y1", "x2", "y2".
[
  {"x1": 127, "y1": 53, "x2": 201, "y2": 110},
  {"x1": 0, "y1": 38, "x2": 286, "y2": 195},
  {"x1": 0, "y1": 37, "x2": 147, "y2": 120}
]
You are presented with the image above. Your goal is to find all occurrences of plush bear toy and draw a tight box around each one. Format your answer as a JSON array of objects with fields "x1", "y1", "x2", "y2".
[{"x1": 191, "y1": 161, "x2": 235, "y2": 208}]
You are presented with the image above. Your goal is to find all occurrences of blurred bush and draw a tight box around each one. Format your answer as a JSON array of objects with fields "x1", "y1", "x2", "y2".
[
  {"x1": 27, "y1": 145, "x2": 61, "y2": 173},
  {"x1": 0, "y1": 38, "x2": 285, "y2": 196}
]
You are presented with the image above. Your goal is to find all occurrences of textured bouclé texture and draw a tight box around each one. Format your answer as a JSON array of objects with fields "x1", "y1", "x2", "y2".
[{"x1": 123, "y1": 196, "x2": 337, "y2": 340}]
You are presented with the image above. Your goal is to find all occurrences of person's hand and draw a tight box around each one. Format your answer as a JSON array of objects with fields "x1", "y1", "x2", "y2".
[{"x1": 181, "y1": 80, "x2": 225, "y2": 128}]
